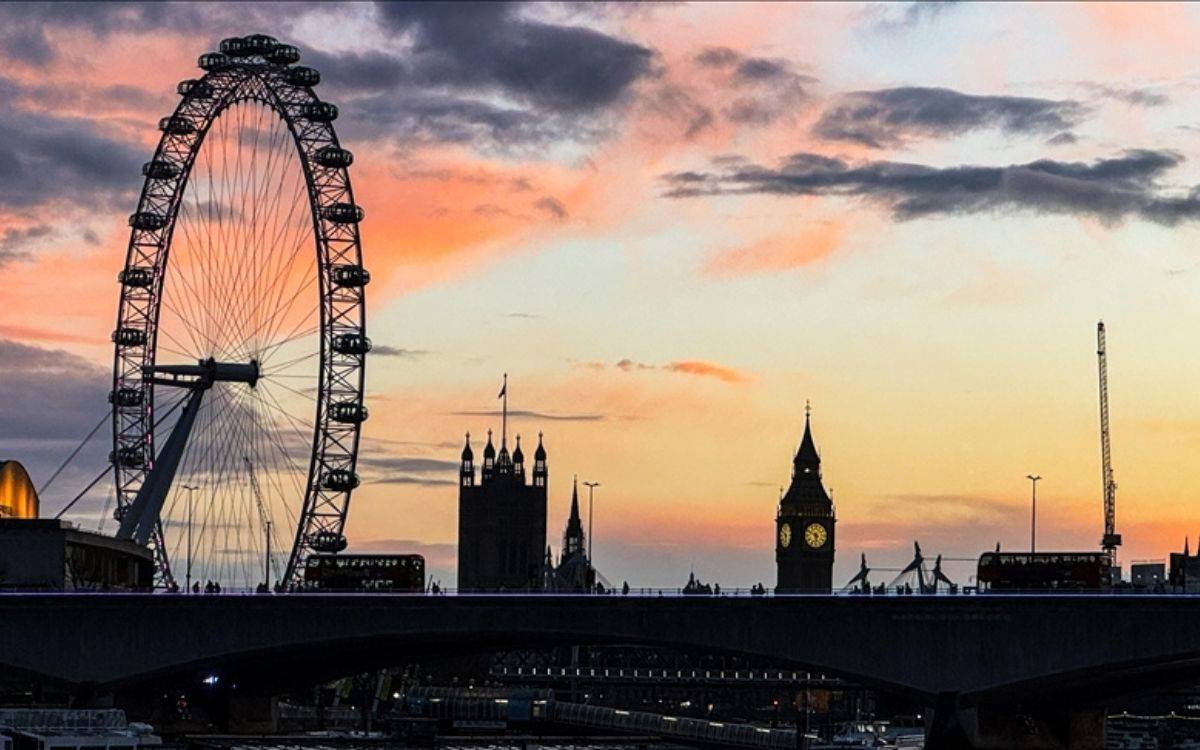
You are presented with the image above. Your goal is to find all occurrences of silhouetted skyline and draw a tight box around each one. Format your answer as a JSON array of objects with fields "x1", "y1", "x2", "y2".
[{"x1": 3, "y1": 3, "x2": 1200, "y2": 587}]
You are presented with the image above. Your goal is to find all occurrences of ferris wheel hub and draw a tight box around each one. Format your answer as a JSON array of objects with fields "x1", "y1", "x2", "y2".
[{"x1": 143, "y1": 359, "x2": 260, "y2": 390}]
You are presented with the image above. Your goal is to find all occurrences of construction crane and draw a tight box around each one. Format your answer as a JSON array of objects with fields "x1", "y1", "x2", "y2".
[
  {"x1": 1097, "y1": 322, "x2": 1122, "y2": 561},
  {"x1": 244, "y1": 457, "x2": 279, "y2": 588}
]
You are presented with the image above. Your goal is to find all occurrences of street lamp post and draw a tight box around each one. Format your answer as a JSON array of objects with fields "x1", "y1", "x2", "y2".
[
  {"x1": 265, "y1": 519, "x2": 272, "y2": 592},
  {"x1": 583, "y1": 481, "x2": 600, "y2": 582},
  {"x1": 1027, "y1": 475, "x2": 1041, "y2": 553},
  {"x1": 181, "y1": 484, "x2": 199, "y2": 592}
]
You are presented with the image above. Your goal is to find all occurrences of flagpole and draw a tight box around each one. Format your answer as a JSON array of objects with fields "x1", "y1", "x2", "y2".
[{"x1": 502, "y1": 372, "x2": 508, "y2": 447}]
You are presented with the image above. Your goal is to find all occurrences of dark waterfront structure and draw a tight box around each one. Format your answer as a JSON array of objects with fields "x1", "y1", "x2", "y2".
[
  {"x1": 775, "y1": 407, "x2": 835, "y2": 593},
  {"x1": 0, "y1": 519, "x2": 152, "y2": 591},
  {"x1": 1170, "y1": 538, "x2": 1200, "y2": 592},
  {"x1": 457, "y1": 428, "x2": 548, "y2": 592}
]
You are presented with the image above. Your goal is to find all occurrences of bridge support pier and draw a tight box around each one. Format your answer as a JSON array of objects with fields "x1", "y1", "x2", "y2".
[{"x1": 926, "y1": 694, "x2": 1105, "y2": 750}]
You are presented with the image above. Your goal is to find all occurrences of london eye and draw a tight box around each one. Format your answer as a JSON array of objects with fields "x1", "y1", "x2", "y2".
[{"x1": 109, "y1": 34, "x2": 370, "y2": 590}]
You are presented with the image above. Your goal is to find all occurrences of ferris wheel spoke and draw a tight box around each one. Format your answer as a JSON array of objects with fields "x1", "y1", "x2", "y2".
[
  {"x1": 255, "y1": 323, "x2": 321, "y2": 363},
  {"x1": 246, "y1": 264, "x2": 318, "y2": 359},
  {"x1": 252, "y1": 150, "x2": 306, "y2": 344},
  {"x1": 254, "y1": 383, "x2": 313, "y2": 447},
  {"x1": 262, "y1": 350, "x2": 320, "y2": 375},
  {"x1": 159, "y1": 294, "x2": 210, "y2": 357},
  {"x1": 251, "y1": 226, "x2": 311, "y2": 357}
]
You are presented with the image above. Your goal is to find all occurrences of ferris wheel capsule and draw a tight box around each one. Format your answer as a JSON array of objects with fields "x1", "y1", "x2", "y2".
[
  {"x1": 118, "y1": 267, "x2": 155, "y2": 288},
  {"x1": 332, "y1": 265, "x2": 370, "y2": 288},
  {"x1": 314, "y1": 146, "x2": 353, "y2": 168},
  {"x1": 266, "y1": 44, "x2": 300, "y2": 66},
  {"x1": 332, "y1": 332, "x2": 371, "y2": 355},
  {"x1": 297, "y1": 102, "x2": 338, "y2": 123},
  {"x1": 112, "y1": 327, "x2": 147, "y2": 347},
  {"x1": 321, "y1": 469, "x2": 360, "y2": 492},
  {"x1": 329, "y1": 402, "x2": 369, "y2": 424},
  {"x1": 241, "y1": 34, "x2": 279, "y2": 56},
  {"x1": 198, "y1": 52, "x2": 231, "y2": 72},
  {"x1": 285, "y1": 66, "x2": 320, "y2": 87},
  {"x1": 219, "y1": 36, "x2": 251, "y2": 58},
  {"x1": 109, "y1": 387, "x2": 145, "y2": 407},
  {"x1": 112, "y1": 447, "x2": 146, "y2": 469},
  {"x1": 158, "y1": 115, "x2": 196, "y2": 135},
  {"x1": 129, "y1": 212, "x2": 168, "y2": 231},
  {"x1": 322, "y1": 202, "x2": 364, "y2": 224},
  {"x1": 310, "y1": 531, "x2": 348, "y2": 553},
  {"x1": 142, "y1": 160, "x2": 180, "y2": 180},
  {"x1": 177, "y1": 79, "x2": 214, "y2": 99}
]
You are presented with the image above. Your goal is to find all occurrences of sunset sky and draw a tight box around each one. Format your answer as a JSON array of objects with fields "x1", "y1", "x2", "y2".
[{"x1": 5, "y1": 2, "x2": 1200, "y2": 587}]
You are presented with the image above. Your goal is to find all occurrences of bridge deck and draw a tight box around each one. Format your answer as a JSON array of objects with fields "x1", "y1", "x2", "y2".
[{"x1": 1, "y1": 593, "x2": 1199, "y2": 700}]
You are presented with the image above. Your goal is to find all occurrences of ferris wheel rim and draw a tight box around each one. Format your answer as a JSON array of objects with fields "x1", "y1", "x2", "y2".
[{"x1": 109, "y1": 39, "x2": 369, "y2": 589}]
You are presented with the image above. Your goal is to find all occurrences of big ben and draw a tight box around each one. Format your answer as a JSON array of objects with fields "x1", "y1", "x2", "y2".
[{"x1": 776, "y1": 404, "x2": 835, "y2": 593}]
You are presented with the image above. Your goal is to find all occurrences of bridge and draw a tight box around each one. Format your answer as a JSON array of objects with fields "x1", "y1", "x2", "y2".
[{"x1": 2, "y1": 593, "x2": 1200, "y2": 747}]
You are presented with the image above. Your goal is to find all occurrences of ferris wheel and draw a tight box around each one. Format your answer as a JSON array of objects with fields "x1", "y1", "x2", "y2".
[{"x1": 109, "y1": 34, "x2": 370, "y2": 590}]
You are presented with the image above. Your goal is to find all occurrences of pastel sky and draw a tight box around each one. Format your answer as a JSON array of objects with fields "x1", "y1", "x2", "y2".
[{"x1": 4, "y1": 1, "x2": 1200, "y2": 588}]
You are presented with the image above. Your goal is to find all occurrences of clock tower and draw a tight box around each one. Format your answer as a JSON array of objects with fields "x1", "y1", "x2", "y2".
[{"x1": 775, "y1": 404, "x2": 835, "y2": 593}]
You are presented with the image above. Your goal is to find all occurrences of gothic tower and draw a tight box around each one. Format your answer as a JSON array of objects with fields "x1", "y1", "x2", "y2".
[
  {"x1": 775, "y1": 404, "x2": 836, "y2": 593},
  {"x1": 563, "y1": 476, "x2": 585, "y2": 560},
  {"x1": 457, "y1": 380, "x2": 548, "y2": 592}
]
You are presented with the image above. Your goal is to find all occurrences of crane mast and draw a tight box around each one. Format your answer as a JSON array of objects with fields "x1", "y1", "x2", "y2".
[
  {"x1": 1097, "y1": 322, "x2": 1121, "y2": 561},
  {"x1": 244, "y1": 457, "x2": 279, "y2": 587}
]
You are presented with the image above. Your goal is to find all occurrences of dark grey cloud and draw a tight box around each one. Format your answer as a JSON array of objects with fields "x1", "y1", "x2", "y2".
[
  {"x1": 373, "y1": 475, "x2": 457, "y2": 486},
  {"x1": 453, "y1": 409, "x2": 604, "y2": 422},
  {"x1": 0, "y1": 3, "x2": 652, "y2": 153},
  {"x1": 813, "y1": 87, "x2": 1086, "y2": 148},
  {"x1": 301, "y1": 1, "x2": 653, "y2": 150},
  {"x1": 359, "y1": 455, "x2": 461, "y2": 474},
  {"x1": 663, "y1": 149, "x2": 1200, "y2": 225},
  {"x1": 0, "y1": 93, "x2": 143, "y2": 211},
  {"x1": 873, "y1": 1, "x2": 961, "y2": 33},
  {"x1": 301, "y1": 49, "x2": 410, "y2": 95},
  {"x1": 1046, "y1": 131, "x2": 1078, "y2": 146},
  {"x1": 375, "y1": 2, "x2": 653, "y2": 113},
  {"x1": 0, "y1": 225, "x2": 52, "y2": 265},
  {"x1": 0, "y1": 2, "x2": 321, "y2": 65},
  {"x1": 734, "y1": 57, "x2": 795, "y2": 83},
  {"x1": 695, "y1": 47, "x2": 741, "y2": 68},
  {"x1": 357, "y1": 453, "x2": 460, "y2": 486},
  {"x1": 372, "y1": 345, "x2": 430, "y2": 359},
  {"x1": 0, "y1": 339, "x2": 108, "y2": 442},
  {"x1": 1082, "y1": 83, "x2": 1169, "y2": 108},
  {"x1": 0, "y1": 339, "x2": 112, "y2": 511},
  {"x1": 340, "y1": 90, "x2": 599, "y2": 149},
  {"x1": 687, "y1": 47, "x2": 811, "y2": 129},
  {"x1": 534, "y1": 196, "x2": 568, "y2": 220}
]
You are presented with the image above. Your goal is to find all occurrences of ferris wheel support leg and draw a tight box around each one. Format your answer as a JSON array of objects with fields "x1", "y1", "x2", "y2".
[{"x1": 117, "y1": 387, "x2": 206, "y2": 547}]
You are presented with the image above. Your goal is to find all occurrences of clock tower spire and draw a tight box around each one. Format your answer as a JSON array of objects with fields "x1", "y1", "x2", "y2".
[{"x1": 775, "y1": 403, "x2": 836, "y2": 593}]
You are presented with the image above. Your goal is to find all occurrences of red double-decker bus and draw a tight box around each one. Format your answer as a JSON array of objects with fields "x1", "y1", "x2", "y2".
[
  {"x1": 977, "y1": 552, "x2": 1111, "y2": 592},
  {"x1": 302, "y1": 554, "x2": 425, "y2": 592}
]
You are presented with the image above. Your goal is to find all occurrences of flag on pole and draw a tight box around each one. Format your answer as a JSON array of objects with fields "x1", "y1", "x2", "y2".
[{"x1": 498, "y1": 376, "x2": 507, "y2": 399}]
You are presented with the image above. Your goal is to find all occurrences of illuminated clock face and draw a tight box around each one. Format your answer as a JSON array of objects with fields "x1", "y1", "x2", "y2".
[
  {"x1": 804, "y1": 523, "x2": 828, "y2": 549},
  {"x1": 779, "y1": 522, "x2": 792, "y2": 548}
]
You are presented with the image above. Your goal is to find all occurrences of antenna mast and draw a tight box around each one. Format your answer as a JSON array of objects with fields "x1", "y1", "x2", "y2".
[{"x1": 1097, "y1": 322, "x2": 1121, "y2": 561}]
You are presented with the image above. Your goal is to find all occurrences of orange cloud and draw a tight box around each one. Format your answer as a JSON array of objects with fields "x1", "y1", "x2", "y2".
[
  {"x1": 704, "y1": 221, "x2": 844, "y2": 277},
  {"x1": 664, "y1": 360, "x2": 752, "y2": 384},
  {"x1": 599, "y1": 358, "x2": 753, "y2": 384}
]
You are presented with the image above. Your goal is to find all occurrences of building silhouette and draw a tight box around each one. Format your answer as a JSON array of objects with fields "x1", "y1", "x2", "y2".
[
  {"x1": 543, "y1": 476, "x2": 594, "y2": 592},
  {"x1": 457, "y1": 426, "x2": 548, "y2": 592},
  {"x1": 775, "y1": 405, "x2": 836, "y2": 593}
]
